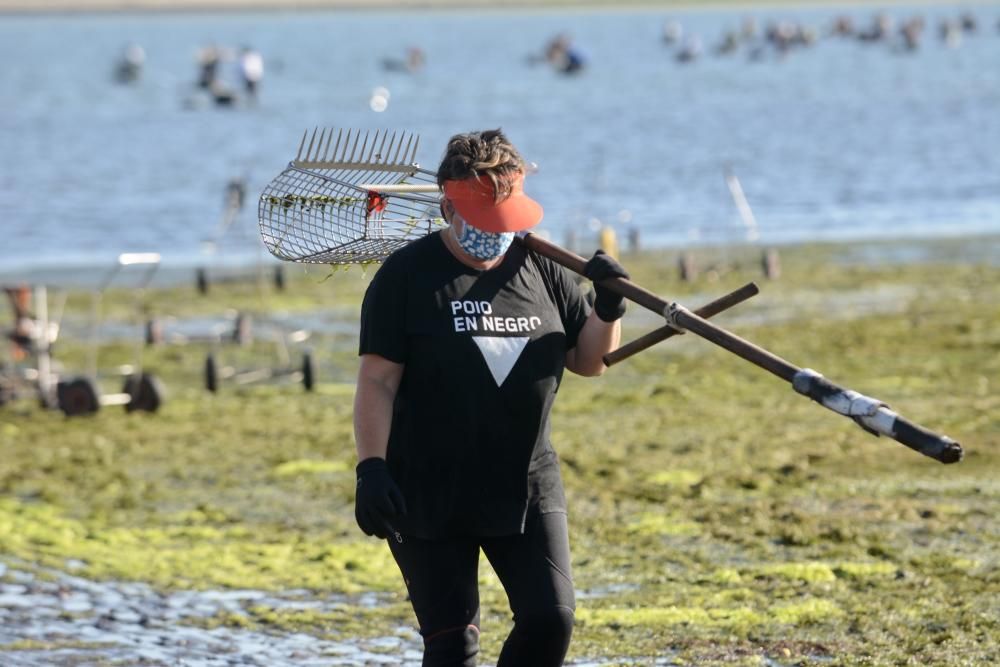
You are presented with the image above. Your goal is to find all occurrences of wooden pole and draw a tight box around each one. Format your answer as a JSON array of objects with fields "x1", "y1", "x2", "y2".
[
  {"x1": 604, "y1": 282, "x2": 759, "y2": 366},
  {"x1": 519, "y1": 233, "x2": 963, "y2": 464}
]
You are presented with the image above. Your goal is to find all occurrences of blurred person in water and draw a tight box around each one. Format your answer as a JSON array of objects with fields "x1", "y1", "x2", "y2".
[
  {"x1": 238, "y1": 46, "x2": 263, "y2": 101},
  {"x1": 353, "y1": 129, "x2": 628, "y2": 666},
  {"x1": 114, "y1": 42, "x2": 145, "y2": 84}
]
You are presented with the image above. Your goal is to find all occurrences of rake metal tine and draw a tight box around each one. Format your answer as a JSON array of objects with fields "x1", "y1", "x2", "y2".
[
  {"x1": 359, "y1": 131, "x2": 371, "y2": 163},
  {"x1": 319, "y1": 128, "x2": 333, "y2": 160},
  {"x1": 386, "y1": 131, "x2": 400, "y2": 163},
  {"x1": 376, "y1": 130, "x2": 389, "y2": 163},
  {"x1": 312, "y1": 128, "x2": 323, "y2": 160},
  {"x1": 305, "y1": 127, "x2": 319, "y2": 162},
  {"x1": 388, "y1": 132, "x2": 401, "y2": 164},
  {"x1": 288, "y1": 126, "x2": 429, "y2": 178},
  {"x1": 395, "y1": 133, "x2": 410, "y2": 164},
  {"x1": 295, "y1": 130, "x2": 307, "y2": 161},
  {"x1": 348, "y1": 131, "x2": 361, "y2": 163},
  {"x1": 364, "y1": 130, "x2": 378, "y2": 162},
  {"x1": 326, "y1": 127, "x2": 337, "y2": 160},
  {"x1": 309, "y1": 128, "x2": 323, "y2": 161},
  {"x1": 333, "y1": 128, "x2": 351, "y2": 162},
  {"x1": 401, "y1": 134, "x2": 415, "y2": 165},
  {"x1": 314, "y1": 127, "x2": 324, "y2": 160},
  {"x1": 337, "y1": 129, "x2": 350, "y2": 161},
  {"x1": 332, "y1": 128, "x2": 344, "y2": 162}
]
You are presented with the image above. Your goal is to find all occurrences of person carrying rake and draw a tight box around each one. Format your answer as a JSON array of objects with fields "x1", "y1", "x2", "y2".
[{"x1": 353, "y1": 128, "x2": 628, "y2": 666}]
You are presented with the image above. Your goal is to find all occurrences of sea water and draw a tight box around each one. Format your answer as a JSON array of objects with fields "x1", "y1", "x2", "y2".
[{"x1": 1, "y1": 4, "x2": 998, "y2": 279}]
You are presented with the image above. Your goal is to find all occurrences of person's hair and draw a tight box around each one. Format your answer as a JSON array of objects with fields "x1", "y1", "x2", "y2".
[{"x1": 436, "y1": 129, "x2": 526, "y2": 203}]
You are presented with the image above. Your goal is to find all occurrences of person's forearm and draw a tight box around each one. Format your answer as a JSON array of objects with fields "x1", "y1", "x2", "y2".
[
  {"x1": 353, "y1": 375, "x2": 396, "y2": 461},
  {"x1": 570, "y1": 311, "x2": 621, "y2": 376}
]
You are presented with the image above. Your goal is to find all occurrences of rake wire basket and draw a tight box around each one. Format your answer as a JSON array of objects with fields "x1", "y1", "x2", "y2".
[{"x1": 258, "y1": 129, "x2": 444, "y2": 265}]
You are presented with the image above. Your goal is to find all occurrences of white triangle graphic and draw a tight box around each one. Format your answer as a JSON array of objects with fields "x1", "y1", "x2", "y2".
[{"x1": 472, "y1": 336, "x2": 529, "y2": 386}]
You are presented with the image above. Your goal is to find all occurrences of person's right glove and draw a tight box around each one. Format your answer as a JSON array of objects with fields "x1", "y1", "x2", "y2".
[
  {"x1": 355, "y1": 457, "x2": 407, "y2": 539},
  {"x1": 583, "y1": 249, "x2": 630, "y2": 322}
]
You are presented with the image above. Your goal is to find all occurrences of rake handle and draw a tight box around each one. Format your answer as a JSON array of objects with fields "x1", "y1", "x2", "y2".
[
  {"x1": 603, "y1": 282, "x2": 760, "y2": 366},
  {"x1": 519, "y1": 234, "x2": 677, "y2": 314},
  {"x1": 519, "y1": 233, "x2": 962, "y2": 464},
  {"x1": 520, "y1": 233, "x2": 800, "y2": 379}
]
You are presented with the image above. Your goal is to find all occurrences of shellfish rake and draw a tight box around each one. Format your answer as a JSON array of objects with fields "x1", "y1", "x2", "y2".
[
  {"x1": 259, "y1": 128, "x2": 963, "y2": 464},
  {"x1": 259, "y1": 128, "x2": 444, "y2": 265}
]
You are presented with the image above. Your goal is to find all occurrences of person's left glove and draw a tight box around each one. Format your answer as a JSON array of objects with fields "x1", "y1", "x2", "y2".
[
  {"x1": 355, "y1": 457, "x2": 407, "y2": 539},
  {"x1": 584, "y1": 249, "x2": 630, "y2": 322}
]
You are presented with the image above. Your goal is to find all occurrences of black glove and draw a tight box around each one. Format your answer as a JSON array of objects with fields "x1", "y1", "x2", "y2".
[
  {"x1": 583, "y1": 249, "x2": 629, "y2": 322},
  {"x1": 355, "y1": 457, "x2": 407, "y2": 539}
]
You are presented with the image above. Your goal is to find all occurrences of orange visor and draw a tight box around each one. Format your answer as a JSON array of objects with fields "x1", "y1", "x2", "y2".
[{"x1": 442, "y1": 173, "x2": 543, "y2": 233}]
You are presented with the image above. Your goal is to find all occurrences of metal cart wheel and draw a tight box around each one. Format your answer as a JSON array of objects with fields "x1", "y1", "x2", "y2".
[
  {"x1": 232, "y1": 313, "x2": 252, "y2": 346},
  {"x1": 123, "y1": 373, "x2": 165, "y2": 413},
  {"x1": 196, "y1": 268, "x2": 209, "y2": 295},
  {"x1": 145, "y1": 318, "x2": 163, "y2": 346},
  {"x1": 204, "y1": 354, "x2": 218, "y2": 393},
  {"x1": 57, "y1": 377, "x2": 100, "y2": 416},
  {"x1": 302, "y1": 352, "x2": 315, "y2": 392}
]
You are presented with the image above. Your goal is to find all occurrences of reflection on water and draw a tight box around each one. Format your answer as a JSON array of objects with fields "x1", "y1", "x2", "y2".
[
  {"x1": 1, "y1": 4, "x2": 998, "y2": 277},
  {"x1": 0, "y1": 562, "x2": 425, "y2": 666},
  {"x1": 0, "y1": 561, "x2": 708, "y2": 666}
]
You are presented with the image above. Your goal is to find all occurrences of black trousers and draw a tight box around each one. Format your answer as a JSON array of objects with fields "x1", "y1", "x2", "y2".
[{"x1": 388, "y1": 511, "x2": 575, "y2": 667}]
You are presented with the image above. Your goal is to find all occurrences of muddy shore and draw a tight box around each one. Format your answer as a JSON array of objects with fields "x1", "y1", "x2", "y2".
[{"x1": 2, "y1": 237, "x2": 998, "y2": 666}]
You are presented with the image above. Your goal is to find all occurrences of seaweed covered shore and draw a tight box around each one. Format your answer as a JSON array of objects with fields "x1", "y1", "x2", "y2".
[{"x1": 1, "y1": 236, "x2": 998, "y2": 665}]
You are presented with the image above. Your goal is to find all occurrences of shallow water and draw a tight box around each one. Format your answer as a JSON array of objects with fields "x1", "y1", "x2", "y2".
[
  {"x1": 0, "y1": 562, "x2": 425, "y2": 666},
  {"x1": 0, "y1": 562, "x2": 727, "y2": 666},
  {"x1": 1, "y1": 4, "x2": 998, "y2": 279}
]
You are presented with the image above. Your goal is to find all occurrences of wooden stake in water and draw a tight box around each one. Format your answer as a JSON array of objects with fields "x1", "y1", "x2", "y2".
[{"x1": 725, "y1": 166, "x2": 759, "y2": 243}]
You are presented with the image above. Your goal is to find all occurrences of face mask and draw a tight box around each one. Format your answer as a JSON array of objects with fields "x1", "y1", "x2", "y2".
[{"x1": 452, "y1": 217, "x2": 515, "y2": 260}]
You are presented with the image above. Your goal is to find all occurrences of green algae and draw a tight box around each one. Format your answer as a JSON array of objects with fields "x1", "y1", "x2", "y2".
[
  {"x1": 627, "y1": 512, "x2": 702, "y2": 537},
  {"x1": 757, "y1": 562, "x2": 838, "y2": 584},
  {"x1": 831, "y1": 562, "x2": 898, "y2": 580},
  {"x1": 646, "y1": 469, "x2": 704, "y2": 489},
  {"x1": 578, "y1": 596, "x2": 842, "y2": 631},
  {"x1": 0, "y1": 498, "x2": 398, "y2": 593},
  {"x1": 271, "y1": 459, "x2": 350, "y2": 477},
  {"x1": 2, "y1": 237, "x2": 999, "y2": 664}
]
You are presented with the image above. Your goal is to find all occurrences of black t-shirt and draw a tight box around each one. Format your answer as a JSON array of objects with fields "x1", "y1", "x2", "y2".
[{"x1": 358, "y1": 232, "x2": 590, "y2": 538}]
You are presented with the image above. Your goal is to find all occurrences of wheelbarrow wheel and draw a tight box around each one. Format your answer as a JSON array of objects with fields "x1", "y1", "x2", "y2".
[
  {"x1": 302, "y1": 352, "x2": 315, "y2": 392},
  {"x1": 124, "y1": 373, "x2": 165, "y2": 413},
  {"x1": 205, "y1": 354, "x2": 218, "y2": 393},
  {"x1": 57, "y1": 377, "x2": 100, "y2": 417}
]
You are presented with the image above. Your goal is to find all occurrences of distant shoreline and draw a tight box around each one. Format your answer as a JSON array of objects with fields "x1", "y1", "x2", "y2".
[
  {"x1": 0, "y1": 0, "x2": 662, "y2": 14},
  {"x1": 0, "y1": 0, "x2": 991, "y2": 16},
  {"x1": 2, "y1": 233, "x2": 997, "y2": 291}
]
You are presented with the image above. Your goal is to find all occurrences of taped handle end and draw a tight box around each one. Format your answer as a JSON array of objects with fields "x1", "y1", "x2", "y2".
[{"x1": 894, "y1": 419, "x2": 963, "y2": 464}]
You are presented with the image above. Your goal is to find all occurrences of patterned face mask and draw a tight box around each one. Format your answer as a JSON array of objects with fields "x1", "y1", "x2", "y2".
[{"x1": 452, "y1": 217, "x2": 515, "y2": 260}]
